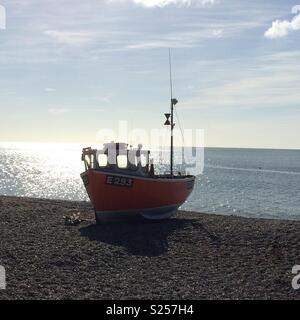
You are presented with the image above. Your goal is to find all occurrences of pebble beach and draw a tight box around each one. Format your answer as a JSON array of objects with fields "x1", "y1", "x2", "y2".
[{"x1": 0, "y1": 195, "x2": 299, "y2": 300}]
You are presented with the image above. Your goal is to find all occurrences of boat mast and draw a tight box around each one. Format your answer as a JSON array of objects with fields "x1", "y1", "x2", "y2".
[
  {"x1": 169, "y1": 49, "x2": 174, "y2": 177},
  {"x1": 169, "y1": 49, "x2": 178, "y2": 177},
  {"x1": 164, "y1": 49, "x2": 178, "y2": 177}
]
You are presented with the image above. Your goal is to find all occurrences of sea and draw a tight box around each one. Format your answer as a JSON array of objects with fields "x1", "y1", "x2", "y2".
[{"x1": 0, "y1": 142, "x2": 299, "y2": 220}]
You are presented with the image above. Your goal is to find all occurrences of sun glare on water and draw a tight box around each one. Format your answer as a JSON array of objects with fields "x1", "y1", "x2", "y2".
[{"x1": 0, "y1": 142, "x2": 89, "y2": 201}]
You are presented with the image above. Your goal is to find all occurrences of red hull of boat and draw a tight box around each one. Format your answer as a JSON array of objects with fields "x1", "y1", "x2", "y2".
[{"x1": 81, "y1": 169, "x2": 195, "y2": 219}]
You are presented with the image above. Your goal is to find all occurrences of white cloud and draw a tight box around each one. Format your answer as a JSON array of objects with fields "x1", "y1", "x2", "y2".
[
  {"x1": 101, "y1": 97, "x2": 111, "y2": 103},
  {"x1": 212, "y1": 29, "x2": 223, "y2": 38},
  {"x1": 44, "y1": 87, "x2": 56, "y2": 92},
  {"x1": 181, "y1": 51, "x2": 300, "y2": 110},
  {"x1": 48, "y1": 108, "x2": 68, "y2": 115},
  {"x1": 110, "y1": 0, "x2": 217, "y2": 8},
  {"x1": 264, "y1": 6, "x2": 300, "y2": 39},
  {"x1": 44, "y1": 30, "x2": 93, "y2": 45},
  {"x1": 124, "y1": 28, "x2": 225, "y2": 50},
  {"x1": 89, "y1": 95, "x2": 112, "y2": 103}
]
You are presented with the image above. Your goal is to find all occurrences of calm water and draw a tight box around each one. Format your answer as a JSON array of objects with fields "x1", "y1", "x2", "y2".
[{"x1": 0, "y1": 142, "x2": 299, "y2": 220}]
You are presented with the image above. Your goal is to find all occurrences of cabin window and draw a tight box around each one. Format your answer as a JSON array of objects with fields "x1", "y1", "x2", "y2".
[
  {"x1": 98, "y1": 154, "x2": 108, "y2": 167},
  {"x1": 128, "y1": 151, "x2": 137, "y2": 167},
  {"x1": 117, "y1": 155, "x2": 128, "y2": 169},
  {"x1": 141, "y1": 154, "x2": 147, "y2": 167},
  {"x1": 85, "y1": 155, "x2": 91, "y2": 168},
  {"x1": 90, "y1": 154, "x2": 96, "y2": 168}
]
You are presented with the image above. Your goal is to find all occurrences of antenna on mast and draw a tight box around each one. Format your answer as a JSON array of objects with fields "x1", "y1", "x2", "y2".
[
  {"x1": 169, "y1": 48, "x2": 173, "y2": 104},
  {"x1": 164, "y1": 48, "x2": 178, "y2": 177}
]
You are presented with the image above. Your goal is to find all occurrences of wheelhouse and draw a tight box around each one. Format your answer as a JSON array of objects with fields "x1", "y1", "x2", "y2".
[{"x1": 81, "y1": 142, "x2": 154, "y2": 177}]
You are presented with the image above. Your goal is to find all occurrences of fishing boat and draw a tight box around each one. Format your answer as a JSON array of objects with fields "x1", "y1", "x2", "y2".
[{"x1": 80, "y1": 52, "x2": 195, "y2": 222}]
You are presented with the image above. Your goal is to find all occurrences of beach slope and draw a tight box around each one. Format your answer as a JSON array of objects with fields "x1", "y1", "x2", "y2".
[{"x1": 0, "y1": 196, "x2": 299, "y2": 300}]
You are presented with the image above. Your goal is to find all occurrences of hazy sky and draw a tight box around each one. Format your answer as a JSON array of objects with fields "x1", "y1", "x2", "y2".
[{"x1": 0, "y1": 0, "x2": 299, "y2": 148}]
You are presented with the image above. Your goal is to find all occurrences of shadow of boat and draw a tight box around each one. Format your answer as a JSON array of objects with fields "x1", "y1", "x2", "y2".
[{"x1": 79, "y1": 217, "x2": 192, "y2": 257}]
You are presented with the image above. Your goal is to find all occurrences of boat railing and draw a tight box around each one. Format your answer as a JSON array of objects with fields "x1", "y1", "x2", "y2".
[{"x1": 82, "y1": 146, "x2": 154, "y2": 176}]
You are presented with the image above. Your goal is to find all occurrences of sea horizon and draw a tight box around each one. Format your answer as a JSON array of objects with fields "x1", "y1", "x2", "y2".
[
  {"x1": 0, "y1": 141, "x2": 299, "y2": 151},
  {"x1": 1, "y1": 142, "x2": 299, "y2": 221}
]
